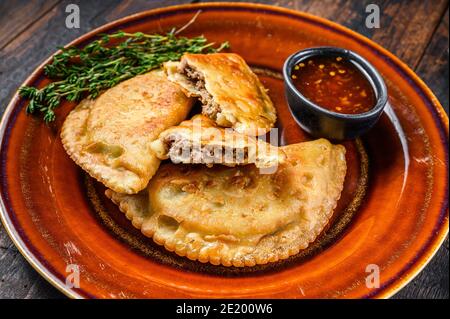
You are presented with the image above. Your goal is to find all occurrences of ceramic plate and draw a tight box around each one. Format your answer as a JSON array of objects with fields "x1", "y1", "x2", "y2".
[{"x1": 0, "y1": 3, "x2": 448, "y2": 298}]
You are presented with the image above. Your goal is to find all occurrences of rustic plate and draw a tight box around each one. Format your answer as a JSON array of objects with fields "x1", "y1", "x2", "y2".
[{"x1": 0, "y1": 3, "x2": 448, "y2": 299}]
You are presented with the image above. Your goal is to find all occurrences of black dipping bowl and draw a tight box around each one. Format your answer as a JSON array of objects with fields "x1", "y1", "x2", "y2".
[{"x1": 283, "y1": 47, "x2": 388, "y2": 140}]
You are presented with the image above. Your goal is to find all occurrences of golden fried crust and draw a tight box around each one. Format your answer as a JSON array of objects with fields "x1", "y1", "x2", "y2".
[
  {"x1": 164, "y1": 53, "x2": 276, "y2": 135},
  {"x1": 61, "y1": 70, "x2": 194, "y2": 194},
  {"x1": 150, "y1": 114, "x2": 284, "y2": 168},
  {"x1": 106, "y1": 139, "x2": 347, "y2": 267}
]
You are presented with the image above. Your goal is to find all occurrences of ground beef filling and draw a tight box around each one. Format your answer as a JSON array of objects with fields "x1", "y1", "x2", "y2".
[
  {"x1": 181, "y1": 64, "x2": 221, "y2": 120},
  {"x1": 165, "y1": 136, "x2": 249, "y2": 166}
]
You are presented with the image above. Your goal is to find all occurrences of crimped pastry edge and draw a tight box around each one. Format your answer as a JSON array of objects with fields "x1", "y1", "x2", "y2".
[
  {"x1": 60, "y1": 100, "x2": 158, "y2": 194},
  {"x1": 104, "y1": 143, "x2": 347, "y2": 267}
]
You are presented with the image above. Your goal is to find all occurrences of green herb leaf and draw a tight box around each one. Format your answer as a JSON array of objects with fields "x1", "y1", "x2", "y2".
[{"x1": 19, "y1": 30, "x2": 229, "y2": 123}]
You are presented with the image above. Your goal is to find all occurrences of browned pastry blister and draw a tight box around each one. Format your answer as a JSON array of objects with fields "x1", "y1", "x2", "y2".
[
  {"x1": 150, "y1": 114, "x2": 285, "y2": 169},
  {"x1": 164, "y1": 53, "x2": 277, "y2": 135},
  {"x1": 106, "y1": 139, "x2": 347, "y2": 267},
  {"x1": 61, "y1": 70, "x2": 194, "y2": 194}
]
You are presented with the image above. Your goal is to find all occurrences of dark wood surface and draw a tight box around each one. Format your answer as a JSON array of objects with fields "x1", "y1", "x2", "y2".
[{"x1": 0, "y1": 0, "x2": 448, "y2": 299}]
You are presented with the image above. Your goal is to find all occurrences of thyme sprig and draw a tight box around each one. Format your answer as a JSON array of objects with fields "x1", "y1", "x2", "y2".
[{"x1": 19, "y1": 30, "x2": 229, "y2": 123}]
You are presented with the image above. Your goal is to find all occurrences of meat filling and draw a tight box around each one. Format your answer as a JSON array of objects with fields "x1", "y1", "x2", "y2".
[
  {"x1": 165, "y1": 136, "x2": 249, "y2": 166},
  {"x1": 180, "y1": 63, "x2": 221, "y2": 120}
]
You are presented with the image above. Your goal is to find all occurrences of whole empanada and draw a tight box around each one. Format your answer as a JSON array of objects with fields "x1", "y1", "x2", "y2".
[
  {"x1": 106, "y1": 139, "x2": 347, "y2": 267},
  {"x1": 150, "y1": 114, "x2": 284, "y2": 169},
  {"x1": 164, "y1": 53, "x2": 277, "y2": 135},
  {"x1": 61, "y1": 70, "x2": 194, "y2": 194}
]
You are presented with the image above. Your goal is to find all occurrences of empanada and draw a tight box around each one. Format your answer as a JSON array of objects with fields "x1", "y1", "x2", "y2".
[
  {"x1": 61, "y1": 70, "x2": 194, "y2": 194},
  {"x1": 150, "y1": 114, "x2": 284, "y2": 169},
  {"x1": 164, "y1": 53, "x2": 277, "y2": 135},
  {"x1": 106, "y1": 139, "x2": 347, "y2": 267}
]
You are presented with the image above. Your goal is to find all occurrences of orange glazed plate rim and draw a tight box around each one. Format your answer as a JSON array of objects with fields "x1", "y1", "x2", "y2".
[{"x1": 0, "y1": 2, "x2": 448, "y2": 299}]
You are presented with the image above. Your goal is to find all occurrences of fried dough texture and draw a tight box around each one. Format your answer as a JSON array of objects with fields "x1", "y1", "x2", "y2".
[
  {"x1": 106, "y1": 139, "x2": 346, "y2": 267},
  {"x1": 150, "y1": 114, "x2": 284, "y2": 169},
  {"x1": 164, "y1": 53, "x2": 276, "y2": 135},
  {"x1": 61, "y1": 70, "x2": 194, "y2": 194}
]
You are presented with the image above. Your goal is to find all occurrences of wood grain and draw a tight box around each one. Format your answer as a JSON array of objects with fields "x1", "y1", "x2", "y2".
[
  {"x1": 0, "y1": 0, "x2": 194, "y2": 117},
  {"x1": 393, "y1": 238, "x2": 449, "y2": 299},
  {"x1": 392, "y1": 9, "x2": 450, "y2": 299},
  {"x1": 204, "y1": 0, "x2": 449, "y2": 68},
  {"x1": 0, "y1": 0, "x2": 196, "y2": 299},
  {"x1": 0, "y1": 0, "x2": 448, "y2": 299},
  {"x1": 369, "y1": 0, "x2": 448, "y2": 68},
  {"x1": 415, "y1": 8, "x2": 449, "y2": 113},
  {"x1": 0, "y1": 0, "x2": 61, "y2": 49}
]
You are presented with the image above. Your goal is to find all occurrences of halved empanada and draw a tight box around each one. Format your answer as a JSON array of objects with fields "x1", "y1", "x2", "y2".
[
  {"x1": 106, "y1": 139, "x2": 347, "y2": 267},
  {"x1": 164, "y1": 53, "x2": 277, "y2": 135},
  {"x1": 61, "y1": 70, "x2": 194, "y2": 194},
  {"x1": 150, "y1": 114, "x2": 284, "y2": 169}
]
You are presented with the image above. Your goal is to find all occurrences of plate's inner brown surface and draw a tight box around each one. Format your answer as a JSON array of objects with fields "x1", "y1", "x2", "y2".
[
  {"x1": 3, "y1": 4, "x2": 446, "y2": 298},
  {"x1": 84, "y1": 70, "x2": 369, "y2": 276}
]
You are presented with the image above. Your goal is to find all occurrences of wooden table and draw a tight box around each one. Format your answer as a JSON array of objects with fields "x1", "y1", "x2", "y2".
[{"x1": 0, "y1": 0, "x2": 448, "y2": 299}]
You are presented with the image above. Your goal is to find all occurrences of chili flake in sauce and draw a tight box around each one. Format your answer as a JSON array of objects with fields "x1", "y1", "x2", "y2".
[{"x1": 291, "y1": 55, "x2": 376, "y2": 114}]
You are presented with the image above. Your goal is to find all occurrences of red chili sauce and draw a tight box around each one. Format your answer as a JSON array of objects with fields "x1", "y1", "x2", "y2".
[{"x1": 291, "y1": 55, "x2": 376, "y2": 114}]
